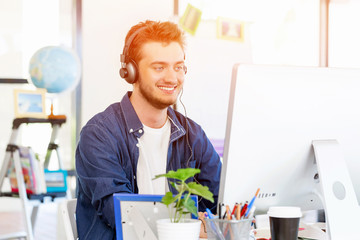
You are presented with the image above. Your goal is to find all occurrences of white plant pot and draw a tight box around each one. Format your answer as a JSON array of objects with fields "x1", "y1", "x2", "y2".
[{"x1": 156, "y1": 218, "x2": 201, "y2": 240}]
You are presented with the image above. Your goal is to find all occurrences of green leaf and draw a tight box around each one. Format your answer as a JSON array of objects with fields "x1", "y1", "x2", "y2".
[
  {"x1": 187, "y1": 182, "x2": 214, "y2": 202},
  {"x1": 182, "y1": 194, "x2": 198, "y2": 216},
  {"x1": 154, "y1": 168, "x2": 200, "y2": 181},
  {"x1": 154, "y1": 168, "x2": 214, "y2": 221},
  {"x1": 161, "y1": 192, "x2": 176, "y2": 207},
  {"x1": 173, "y1": 183, "x2": 186, "y2": 193}
]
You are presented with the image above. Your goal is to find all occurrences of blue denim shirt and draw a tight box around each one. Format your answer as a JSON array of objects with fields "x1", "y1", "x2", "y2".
[{"x1": 75, "y1": 92, "x2": 221, "y2": 240}]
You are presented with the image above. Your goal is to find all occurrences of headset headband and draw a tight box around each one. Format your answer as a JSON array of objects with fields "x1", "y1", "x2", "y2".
[{"x1": 121, "y1": 26, "x2": 147, "y2": 64}]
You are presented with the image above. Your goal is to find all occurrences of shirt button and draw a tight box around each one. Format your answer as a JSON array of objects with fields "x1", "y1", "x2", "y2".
[
  {"x1": 139, "y1": 129, "x2": 143, "y2": 133},
  {"x1": 136, "y1": 143, "x2": 140, "y2": 147},
  {"x1": 129, "y1": 128, "x2": 133, "y2": 133}
]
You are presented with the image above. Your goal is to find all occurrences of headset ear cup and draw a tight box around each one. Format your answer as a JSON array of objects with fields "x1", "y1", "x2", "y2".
[
  {"x1": 120, "y1": 59, "x2": 138, "y2": 84},
  {"x1": 125, "y1": 59, "x2": 138, "y2": 84}
]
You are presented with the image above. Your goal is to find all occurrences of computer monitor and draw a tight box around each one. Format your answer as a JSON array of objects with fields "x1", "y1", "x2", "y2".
[{"x1": 219, "y1": 64, "x2": 360, "y2": 234}]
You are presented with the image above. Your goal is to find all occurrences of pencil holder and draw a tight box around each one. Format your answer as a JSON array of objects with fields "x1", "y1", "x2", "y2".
[{"x1": 205, "y1": 218, "x2": 253, "y2": 240}]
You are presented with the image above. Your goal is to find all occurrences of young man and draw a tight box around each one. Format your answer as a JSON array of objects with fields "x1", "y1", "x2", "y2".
[{"x1": 75, "y1": 20, "x2": 221, "y2": 239}]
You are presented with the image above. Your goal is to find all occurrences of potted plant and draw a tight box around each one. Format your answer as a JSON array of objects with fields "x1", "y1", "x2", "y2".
[{"x1": 153, "y1": 168, "x2": 214, "y2": 240}]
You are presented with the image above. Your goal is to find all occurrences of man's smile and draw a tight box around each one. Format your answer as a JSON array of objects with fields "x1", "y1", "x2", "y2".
[{"x1": 158, "y1": 85, "x2": 177, "y2": 92}]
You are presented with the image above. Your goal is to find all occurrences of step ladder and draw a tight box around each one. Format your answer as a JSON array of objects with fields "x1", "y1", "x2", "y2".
[{"x1": 0, "y1": 117, "x2": 69, "y2": 240}]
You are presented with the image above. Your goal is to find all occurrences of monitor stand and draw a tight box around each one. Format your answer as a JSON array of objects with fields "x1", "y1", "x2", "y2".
[{"x1": 312, "y1": 140, "x2": 360, "y2": 240}]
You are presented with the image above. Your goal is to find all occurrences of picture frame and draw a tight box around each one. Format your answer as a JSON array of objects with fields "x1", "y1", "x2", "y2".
[
  {"x1": 13, "y1": 88, "x2": 47, "y2": 118},
  {"x1": 217, "y1": 17, "x2": 245, "y2": 42},
  {"x1": 179, "y1": 4, "x2": 202, "y2": 35}
]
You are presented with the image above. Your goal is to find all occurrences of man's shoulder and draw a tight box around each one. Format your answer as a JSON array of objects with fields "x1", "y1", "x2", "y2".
[
  {"x1": 82, "y1": 102, "x2": 124, "y2": 134},
  {"x1": 79, "y1": 102, "x2": 126, "y2": 145}
]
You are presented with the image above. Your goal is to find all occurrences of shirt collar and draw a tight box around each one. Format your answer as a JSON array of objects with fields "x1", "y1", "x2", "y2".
[
  {"x1": 120, "y1": 92, "x2": 143, "y2": 137},
  {"x1": 120, "y1": 91, "x2": 186, "y2": 140},
  {"x1": 167, "y1": 106, "x2": 186, "y2": 141}
]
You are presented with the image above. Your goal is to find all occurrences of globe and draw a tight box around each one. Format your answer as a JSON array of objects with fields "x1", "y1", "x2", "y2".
[{"x1": 29, "y1": 46, "x2": 81, "y2": 94}]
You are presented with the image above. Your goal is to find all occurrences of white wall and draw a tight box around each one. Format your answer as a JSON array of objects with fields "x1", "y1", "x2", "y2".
[{"x1": 181, "y1": 20, "x2": 252, "y2": 140}]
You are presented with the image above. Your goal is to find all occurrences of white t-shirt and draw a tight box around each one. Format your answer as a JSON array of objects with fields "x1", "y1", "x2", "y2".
[{"x1": 136, "y1": 118, "x2": 170, "y2": 194}]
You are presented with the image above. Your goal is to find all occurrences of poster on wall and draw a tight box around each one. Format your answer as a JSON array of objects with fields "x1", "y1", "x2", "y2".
[
  {"x1": 217, "y1": 17, "x2": 245, "y2": 42},
  {"x1": 179, "y1": 4, "x2": 202, "y2": 36}
]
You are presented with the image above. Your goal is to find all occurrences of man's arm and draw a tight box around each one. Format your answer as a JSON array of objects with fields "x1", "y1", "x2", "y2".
[
  {"x1": 76, "y1": 124, "x2": 133, "y2": 228},
  {"x1": 194, "y1": 128, "x2": 222, "y2": 213}
]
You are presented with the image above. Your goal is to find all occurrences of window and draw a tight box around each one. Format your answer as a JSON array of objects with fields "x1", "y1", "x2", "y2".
[{"x1": 328, "y1": 0, "x2": 360, "y2": 68}]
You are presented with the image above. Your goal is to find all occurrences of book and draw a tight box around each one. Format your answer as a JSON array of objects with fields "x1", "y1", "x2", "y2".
[{"x1": 7, "y1": 146, "x2": 46, "y2": 194}]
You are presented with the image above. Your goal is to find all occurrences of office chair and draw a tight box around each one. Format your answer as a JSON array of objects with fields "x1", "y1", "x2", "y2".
[{"x1": 59, "y1": 199, "x2": 78, "y2": 240}]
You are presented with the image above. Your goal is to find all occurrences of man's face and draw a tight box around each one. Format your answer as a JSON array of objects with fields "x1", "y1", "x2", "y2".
[{"x1": 135, "y1": 41, "x2": 186, "y2": 110}]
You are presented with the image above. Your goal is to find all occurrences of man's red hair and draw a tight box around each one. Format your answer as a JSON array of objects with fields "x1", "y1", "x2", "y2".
[{"x1": 125, "y1": 20, "x2": 186, "y2": 64}]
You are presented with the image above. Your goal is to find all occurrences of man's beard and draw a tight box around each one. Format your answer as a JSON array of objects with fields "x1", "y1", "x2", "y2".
[{"x1": 138, "y1": 81, "x2": 180, "y2": 110}]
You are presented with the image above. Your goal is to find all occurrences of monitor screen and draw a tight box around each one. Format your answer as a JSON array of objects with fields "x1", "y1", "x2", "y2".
[{"x1": 219, "y1": 64, "x2": 360, "y2": 215}]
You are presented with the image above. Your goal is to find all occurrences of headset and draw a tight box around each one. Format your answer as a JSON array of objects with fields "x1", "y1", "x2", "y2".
[{"x1": 119, "y1": 26, "x2": 147, "y2": 84}]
